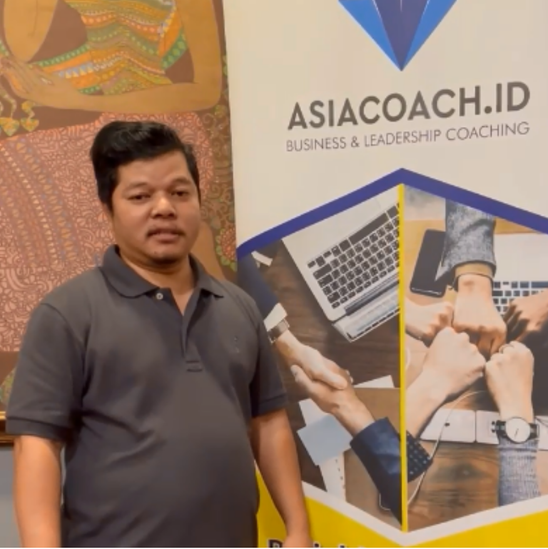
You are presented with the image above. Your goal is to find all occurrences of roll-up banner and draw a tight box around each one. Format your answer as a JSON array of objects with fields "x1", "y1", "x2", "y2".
[{"x1": 224, "y1": 1, "x2": 548, "y2": 546}]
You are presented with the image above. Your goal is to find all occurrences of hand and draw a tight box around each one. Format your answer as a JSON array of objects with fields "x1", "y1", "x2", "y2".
[
  {"x1": 405, "y1": 299, "x2": 453, "y2": 345},
  {"x1": 421, "y1": 327, "x2": 486, "y2": 402},
  {"x1": 291, "y1": 363, "x2": 374, "y2": 436},
  {"x1": 406, "y1": 327, "x2": 486, "y2": 436},
  {"x1": 453, "y1": 274, "x2": 506, "y2": 357},
  {"x1": 485, "y1": 341, "x2": 534, "y2": 422},
  {"x1": 504, "y1": 290, "x2": 548, "y2": 349},
  {"x1": 2, "y1": 57, "x2": 83, "y2": 109},
  {"x1": 283, "y1": 532, "x2": 313, "y2": 547},
  {"x1": 275, "y1": 331, "x2": 348, "y2": 390}
]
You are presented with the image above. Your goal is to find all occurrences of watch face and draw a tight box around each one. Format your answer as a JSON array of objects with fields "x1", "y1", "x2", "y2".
[{"x1": 505, "y1": 418, "x2": 531, "y2": 443}]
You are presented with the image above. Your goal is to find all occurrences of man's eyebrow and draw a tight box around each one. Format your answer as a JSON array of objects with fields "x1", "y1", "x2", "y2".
[
  {"x1": 124, "y1": 182, "x2": 149, "y2": 191},
  {"x1": 171, "y1": 176, "x2": 194, "y2": 185},
  {"x1": 123, "y1": 177, "x2": 195, "y2": 191}
]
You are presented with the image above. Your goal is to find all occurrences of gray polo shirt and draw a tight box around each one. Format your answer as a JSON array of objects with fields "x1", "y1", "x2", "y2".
[{"x1": 7, "y1": 245, "x2": 287, "y2": 547}]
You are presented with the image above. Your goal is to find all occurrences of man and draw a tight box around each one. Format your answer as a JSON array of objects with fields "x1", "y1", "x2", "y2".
[{"x1": 7, "y1": 121, "x2": 311, "y2": 548}]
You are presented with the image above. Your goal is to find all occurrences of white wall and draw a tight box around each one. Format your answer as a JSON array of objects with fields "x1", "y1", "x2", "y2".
[{"x1": 0, "y1": 450, "x2": 19, "y2": 547}]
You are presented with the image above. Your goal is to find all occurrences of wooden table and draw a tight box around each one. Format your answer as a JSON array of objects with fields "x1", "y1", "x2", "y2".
[{"x1": 404, "y1": 217, "x2": 548, "y2": 531}]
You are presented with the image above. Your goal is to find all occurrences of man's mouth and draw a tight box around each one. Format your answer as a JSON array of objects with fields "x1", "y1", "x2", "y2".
[
  {"x1": 148, "y1": 228, "x2": 182, "y2": 236},
  {"x1": 148, "y1": 229, "x2": 182, "y2": 241}
]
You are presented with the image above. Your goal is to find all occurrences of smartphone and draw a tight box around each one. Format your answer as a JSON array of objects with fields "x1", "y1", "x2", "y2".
[{"x1": 409, "y1": 229, "x2": 447, "y2": 298}]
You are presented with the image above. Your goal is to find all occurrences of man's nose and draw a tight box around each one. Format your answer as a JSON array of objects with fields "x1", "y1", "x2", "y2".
[{"x1": 152, "y1": 195, "x2": 176, "y2": 217}]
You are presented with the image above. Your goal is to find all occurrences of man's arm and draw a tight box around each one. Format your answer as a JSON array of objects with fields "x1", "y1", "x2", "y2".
[
  {"x1": 13, "y1": 437, "x2": 63, "y2": 548},
  {"x1": 250, "y1": 410, "x2": 310, "y2": 546},
  {"x1": 7, "y1": 302, "x2": 82, "y2": 547},
  {"x1": 247, "y1": 299, "x2": 310, "y2": 547}
]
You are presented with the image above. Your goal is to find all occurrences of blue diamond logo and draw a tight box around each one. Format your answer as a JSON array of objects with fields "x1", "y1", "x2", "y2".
[{"x1": 339, "y1": 0, "x2": 457, "y2": 70}]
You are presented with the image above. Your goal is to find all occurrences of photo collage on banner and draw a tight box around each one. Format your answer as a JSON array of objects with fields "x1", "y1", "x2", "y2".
[
  {"x1": 224, "y1": 0, "x2": 548, "y2": 546},
  {"x1": 237, "y1": 188, "x2": 403, "y2": 533},
  {"x1": 403, "y1": 186, "x2": 548, "y2": 533}
]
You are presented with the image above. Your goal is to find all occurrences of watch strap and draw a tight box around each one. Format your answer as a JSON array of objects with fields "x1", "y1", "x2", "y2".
[
  {"x1": 494, "y1": 419, "x2": 539, "y2": 442},
  {"x1": 268, "y1": 318, "x2": 290, "y2": 343}
]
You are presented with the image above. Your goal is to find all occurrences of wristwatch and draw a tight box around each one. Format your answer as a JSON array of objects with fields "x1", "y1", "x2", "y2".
[
  {"x1": 493, "y1": 417, "x2": 539, "y2": 444},
  {"x1": 267, "y1": 318, "x2": 290, "y2": 343}
]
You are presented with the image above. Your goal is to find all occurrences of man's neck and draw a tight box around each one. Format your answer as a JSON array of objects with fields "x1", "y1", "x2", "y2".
[{"x1": 121, "y1": 252, "x2": 196, "y2": 296}]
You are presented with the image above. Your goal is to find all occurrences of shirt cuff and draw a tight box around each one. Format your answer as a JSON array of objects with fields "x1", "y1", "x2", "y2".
[
  {"x1": 6, "y1": 417, "x2": 70, "y2": 442},
  {"x1": 499, "y1": 437, "x2": 539, "y2": 452},
  {"x1": 454, "y1": 262, "x2": 494, "y2": 286},
  {"x1": 251, "y1": 251, "x2": 274, "y2": 268},
  {"x1": 350, "y1": 417, "x2": 402, "y2": 523},
  {"x1": 264, "y1": 303, "x2": 288, "y2": 333},
  {"x1": 251, "y1": 393, "x2": 288, "y2": 418}
]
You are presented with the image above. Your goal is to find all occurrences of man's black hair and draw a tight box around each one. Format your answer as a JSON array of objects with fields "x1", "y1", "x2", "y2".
[{"x1": 90, "y1": 120, "x2": 200, "y2": 210}]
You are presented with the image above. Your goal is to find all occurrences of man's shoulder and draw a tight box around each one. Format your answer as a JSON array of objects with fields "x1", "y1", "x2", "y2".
[{"x1": 40, "y1": 267, "x2": 106, "y2": 317}]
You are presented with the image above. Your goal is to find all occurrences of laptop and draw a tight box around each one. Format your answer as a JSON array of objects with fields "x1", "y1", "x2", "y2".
[
  {"x1": 492, "y1": 232, "x2": 548, "y2": 314},
  {"x1": 282, "y1": 188, "x2": 399, "y2": 342}
]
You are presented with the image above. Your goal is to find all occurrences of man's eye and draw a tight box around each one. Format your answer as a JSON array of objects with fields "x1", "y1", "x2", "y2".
[
  {"x1": 130, "y1": 195, "x2": 147, "y2": 201},
  {"x1": 174, "y1": 190, "x2": 189, "y2": 197}
]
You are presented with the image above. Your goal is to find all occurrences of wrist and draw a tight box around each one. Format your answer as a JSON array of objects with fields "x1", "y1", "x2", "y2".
[
  {"x1": 332, "y1": 399, "x2": 374, "y2": 436},
  {"x1": 456, "y1": 273, "x2": 492, "y2": 296},
  {"x1": 413, "y1": 370, "x2": 450, "y2": 406},
  {"x1": 285, "y1": 515, "x2": 311, "y2": 540},
  {"x1": 498, "y1": 400, "x2": 534, "y2": 423},
  {"x1": 406, "y1": 371, "x2": 448, "y2": 437},
  {"x1": 274, "y1": 330, "x2": 301, "y2": 364},
  {"x1": 404, "y1": 310, "x2": 422, "y2": 340}
]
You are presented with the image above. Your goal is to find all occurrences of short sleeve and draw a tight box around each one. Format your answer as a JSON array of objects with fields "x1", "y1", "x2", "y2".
[
  {"x1": 6, "y1": 303, "x2": 83, "y2": 442},
  {"x1": 249, "y1": 317, "x2": 288, "y2": 418}
]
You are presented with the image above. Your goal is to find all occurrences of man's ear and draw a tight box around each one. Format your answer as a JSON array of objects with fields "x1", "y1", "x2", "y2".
[
  {"x1": 100, "y1": 202, "x2": 114, "y2": 230},
  {"x1": 101, "y1": 202, "x2": 112, "y2": 220}
]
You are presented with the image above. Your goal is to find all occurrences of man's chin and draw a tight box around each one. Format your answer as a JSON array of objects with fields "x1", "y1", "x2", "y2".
[
  {"x1": 147, "y1": 247, "x2": 187, "y2": 266},
  {"x1": 151, "y1": 255, "x2": 181, "y2": 266}
]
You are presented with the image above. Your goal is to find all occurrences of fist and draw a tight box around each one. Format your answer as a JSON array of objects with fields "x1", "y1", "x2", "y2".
[
  {"x1": 423, "y1": 327, "x2": 486, "y2": 401},
  {"x1": 485, "y1": 341, "x2": 534, "y2": 421},
  {"x1": 406, "y1": 300, "x2": 453, "y2": 346},
  {"x1": 504, "y1": 290, "x2": 548, "y2": 350},
  {"x1": 453, "y1": 278, "x2": 506, "y2": 357}
]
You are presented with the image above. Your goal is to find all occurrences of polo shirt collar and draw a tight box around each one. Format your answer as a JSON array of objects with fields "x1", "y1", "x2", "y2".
[{"x1": 100, "y1": 245, "x2": 224, "y2": 298}]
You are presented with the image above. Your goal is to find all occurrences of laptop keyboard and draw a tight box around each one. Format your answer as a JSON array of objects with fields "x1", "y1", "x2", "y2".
[
  {"x1": 493, "y1": 281, "x2": 548, "y2": 314},
  {"x1": 307, "y1": 205, "x2": 399, "y2": 308}
]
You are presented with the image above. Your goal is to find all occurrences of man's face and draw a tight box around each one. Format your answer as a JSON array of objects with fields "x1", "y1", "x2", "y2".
[{"x1": 107, "y1": 151, "x2": 201, "y2": 267}]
